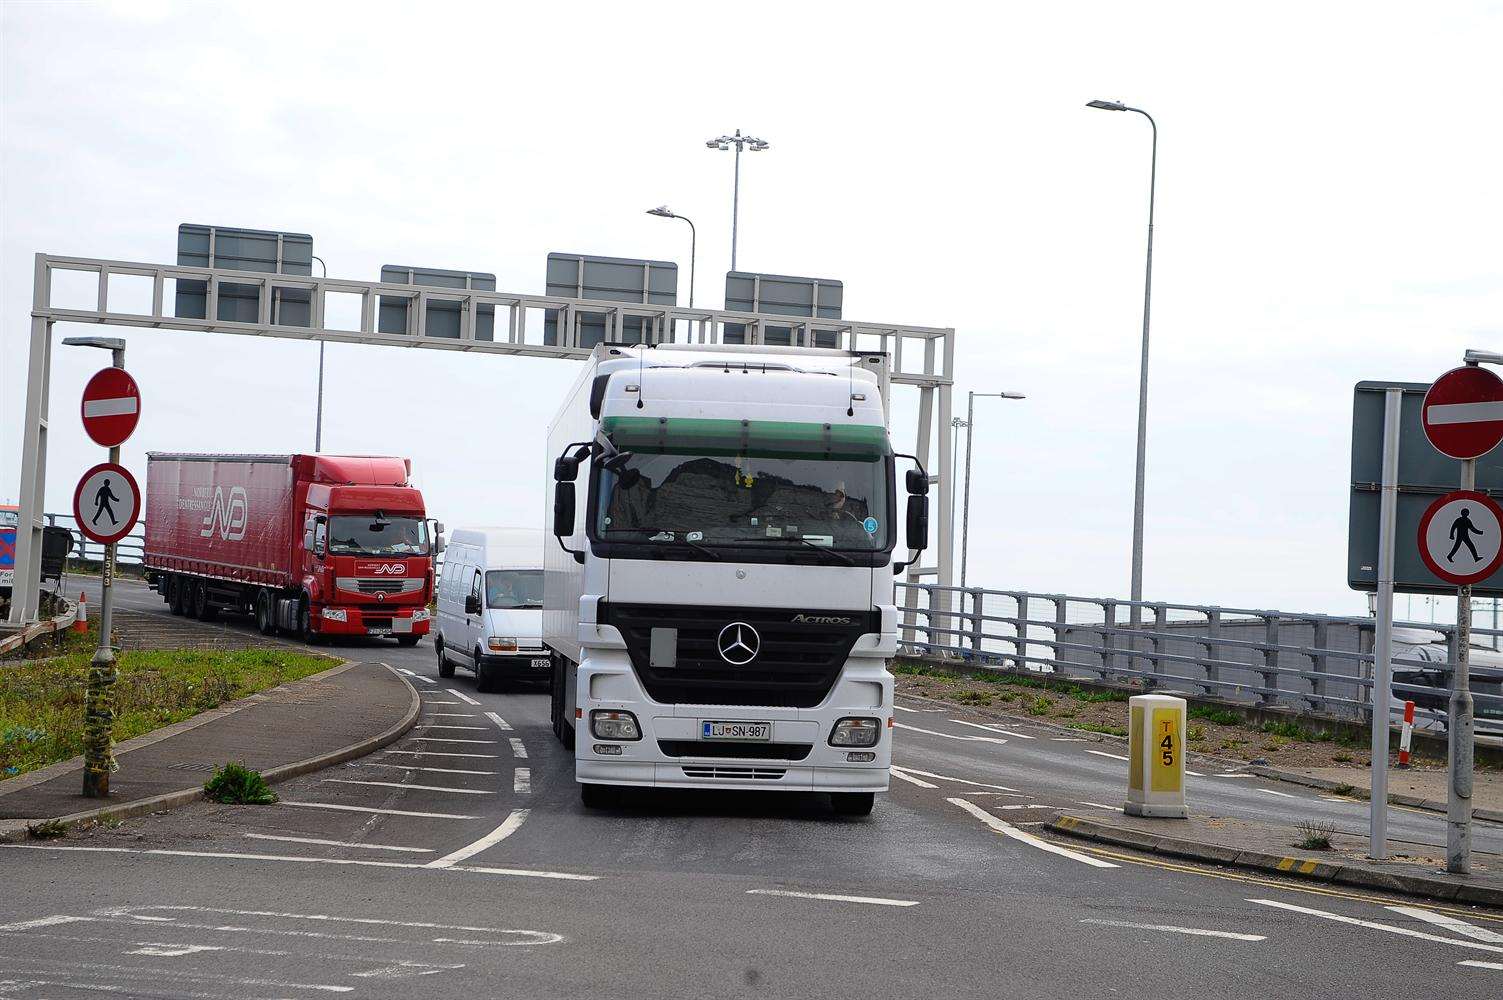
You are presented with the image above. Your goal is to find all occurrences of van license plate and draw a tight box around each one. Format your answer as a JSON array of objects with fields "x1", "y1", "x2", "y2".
[
  {"x1": 529, "y1": 657, "x2": 550, "y2": 670},
  {"x1": 702, "y1": 721, "x2": 771, "y2": 741}
]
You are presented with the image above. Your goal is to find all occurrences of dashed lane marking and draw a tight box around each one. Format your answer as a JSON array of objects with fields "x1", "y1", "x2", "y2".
[
  {"x1": 0, "y1": 915, "x2": 92, "y2": 932},
  {"x1": 889, "y1": 768, "x2": 939, "y2": 789},
  {"x1": 1080, "y1": 919, "x2": 1266, "y2": 941},
  {"x1": 745, "y1": 889, "x2": 918, "y2": 908},
  {"x1": 1250, "y1": 899, "x2": 1503, "y2": 955},
  {"x1": 427, "y1": 713, "x2": 478, "y2": 718},
  {"x1": 1084, "y1": 749, "x2": 1129, "y2": 762},
  {"x1": 384, "y1": 750, "x2": 502, "y2": 759},
  {"x1": 426, "y1": 809, "x2": 530, "y2": 869},
  {"x1": 1460, "y1": 960, "x2": 1503, "y2": 970},
  {"x1": 948, "y1": 797, "x2": 1120, "y2": 869},
  {"x1": 1079, "y1": 801, "x2": 1124, "y2": 812},
  {"x1": 515, "y1": 768, "x2": 531, "y2": 794},
  {"x1": 396, "y1": 669, "x2": 438, "y2": 686},
  {"x1": 895, "y1": 722, "x2": 1008, "y2": 745},
  {"x1": 360, "y1": 763, "x2": 501, "y2": 776},
  {"x1": 509, "y1": 737, "x2": 528, "y2": 759},
  {"x1": 1258, "y1": 788, "x2": 1300, "y2": 799},
  {"x1": 419, "y1": 700, "x2": 460, "y2": 705},
  {"x1": 98, "y1": 905, "x2": 572, "y2": 944},
  {"x1": 1387, "y1": 906, "x2": 1503, "y2": 943},
  {"x1": 890, "y1": 765, "x2": 1020, "y2": 793},
  {"x1": 416, "y1": 725, "x2": 489, "y2": 731},
  {"x1": 244, "y1": 834, "x2": 433, "y2": 853},
  {"x1": 1213, "y1": 773, "x2": 1256, "y2": 778},
  {"x1": 486, "y1": 711, "x2": 514, "y2": 731},
  {"x1": 279, "y1": 802, "x2": 479, "y2": 820},
  {"x1": 948, "y1": 719, "x2": 1036, "y2": 739},
  {"x1": 410, "y1": 737, "x2": 499, "y2": 745},
  {"x1": 1051, "y1": 737, "x2": 1089, "y2": 742},
  {"x1": 324, "y1": 779, "x2": 494, "y2": 795},
  {"x1": 446, "y1": 688, "x2": 482, "y2": 706}
]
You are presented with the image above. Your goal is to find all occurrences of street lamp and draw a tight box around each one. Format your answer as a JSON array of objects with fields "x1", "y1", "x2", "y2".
[
  {"x1": 312, "y1": 254, "x2": 327, "y2": 452},
  {"x1": 1087, "y1": 97, "x2": 1157, "y2": 613},
  {"x1": 705, "y1": 129, "x2": 770, "y2": 271},
  {"x1": 960, "y1": 391, "x2": 1026, "y2": 590},
  {"x1": 647, "y1": 206, "x2": 696, "y2": 308}
]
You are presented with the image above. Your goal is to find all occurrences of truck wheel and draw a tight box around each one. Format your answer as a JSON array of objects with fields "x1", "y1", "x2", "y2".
[
  {"x1": 549, "y1": 654, "x2": 563, "y2": 740},
  {"x1": 193, "y1": 580, "x2": 218, "y2": 622},
  {"x1": 580, "y1": 783, "x2": 619, "y2": 809},
  {"x1": 831, "y1": 792, "x2": 875, "y2": 818},
  {"x1": 254, "y1": 590, "x2": 275, "y2": 635},
  {"x1": 299, "y1": 600, "x2": 321, "y2": 645},
  {"x1": 396, "y1": 635, "x2": 420, "y2": 648},
  {"x1": 435, "y1": 638, "x2": 455, "y2": 678}
]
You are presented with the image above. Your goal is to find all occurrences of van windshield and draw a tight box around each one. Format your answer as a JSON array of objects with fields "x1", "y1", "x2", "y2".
[
  {"x1": 328, "y1": 516, "x2": 429, "y2": 556},
  {"x1": 486, "y1": 570, "x2": 543, "y2": 609}
]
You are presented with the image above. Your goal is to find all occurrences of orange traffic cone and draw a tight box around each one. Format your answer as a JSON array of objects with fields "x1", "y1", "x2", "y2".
[{"x1": 73, "y1": 591, "x2": 88, "y2": 633}]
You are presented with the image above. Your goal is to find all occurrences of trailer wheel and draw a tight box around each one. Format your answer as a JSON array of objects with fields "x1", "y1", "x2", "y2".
[
  {"x1": 193, "y1": 579, "x2": 217, "y2": 622},
  {"x1": 435, "y1": 637, "x2": 455, "y2": 678},
  {"x1": 254, "y1": 590, "x2": 275, "y2": 635},
  {"x1": 165, "y1": 576, "x2": 181, "y2": 614}
]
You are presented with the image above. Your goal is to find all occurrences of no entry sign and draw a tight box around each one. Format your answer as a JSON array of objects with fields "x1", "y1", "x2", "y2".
[
  {"x1": 72, "y1": 462, "x2": 141, "y2": 546},
  {"x1": 1422, "y1": 366, "x2": 1503, "y2": 460},
  {"x1": 80, "y1": 367, "x2": 141, "y2": 448},
  {"x1": 1417, "y1": 490, "x2": 1503, "y2": 587}
]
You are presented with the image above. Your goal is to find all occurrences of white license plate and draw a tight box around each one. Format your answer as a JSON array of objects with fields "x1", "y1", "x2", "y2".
[
  {"x1": 701, "y1": 721, "x2": 771, "y2": 741},
  {"x1": 368, "y1": 628, "x2": 392, "y2": 637},
  {"x1": 529, "y1": 657, "x2": 550, "y2": 670}
]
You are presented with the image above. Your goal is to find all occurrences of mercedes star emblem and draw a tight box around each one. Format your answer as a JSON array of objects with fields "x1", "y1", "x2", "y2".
[{"x1": 716, "y1": 622, "x2": 760, "y2": 665}]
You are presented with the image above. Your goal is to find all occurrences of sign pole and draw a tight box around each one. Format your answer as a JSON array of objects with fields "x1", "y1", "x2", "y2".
[
  {"x1": 1370, "y1": 387, "x2": 1402, "y2": 860},
  {"x1": 81, "y1": 343, "x2": 125, "y2": 799},
  {"x1": 1449, "y1": 457, "x2": 1477, "y2": 873}
]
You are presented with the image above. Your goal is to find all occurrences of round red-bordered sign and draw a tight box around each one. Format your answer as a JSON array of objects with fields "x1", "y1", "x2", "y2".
[
  {"x1": 80, "y1": 367, "x2": 142, "y2": 448},
  {"x1": 72, "y1": 462, "x2": 141, "y2": 546},
  {"x1": 1417, "y1": 489, "x2": 1503, "y2": 586},
  {"x1": 1422, "y1": 366, "x2": 1503, "y2": 461}
]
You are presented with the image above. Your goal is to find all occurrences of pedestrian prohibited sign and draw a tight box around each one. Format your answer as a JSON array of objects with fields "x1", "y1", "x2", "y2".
[
  {"x1": 72, "y1": 462, "x2": 140, "y2": 545},
  {"x1": 1417, "y1": 490, "x2": 1503, "y2": 587},
  {"x1": 80, "y1": 367, "x2": 142, "y2": 448}
]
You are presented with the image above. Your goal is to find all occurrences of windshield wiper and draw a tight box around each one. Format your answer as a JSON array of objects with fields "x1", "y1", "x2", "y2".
[
  {"x1": 603, "y1": 528, "x2": 721, "y2": 561},
  {"x1": 793, "y1": 536, "x2": 854, "y2": 565}
]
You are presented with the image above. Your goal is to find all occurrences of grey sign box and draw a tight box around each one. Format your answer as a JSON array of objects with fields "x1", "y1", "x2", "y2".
[
  {"x1": 1348, "y1": 380, "x2": 1503, "y2": 595},
  {"x1": 649, "y1": 627, "x2": 678, "y2": 669},
  {"x1": 175, "y1": 224, "x2": 313, "y2": 325},
  {"x1": 543, "y1": 253, "x2": 678, "y2": 350},
  {"x1": 377, "y1": 266, "x2": 496, "y2": 341},
  {"x1": 723, "y1": 271, "x2": 842, "y2": 348}
]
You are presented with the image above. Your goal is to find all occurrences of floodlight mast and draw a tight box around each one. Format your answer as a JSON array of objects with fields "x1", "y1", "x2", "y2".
[{"x1": 706, "y1": 129, "x2": 770, "y2": 271}]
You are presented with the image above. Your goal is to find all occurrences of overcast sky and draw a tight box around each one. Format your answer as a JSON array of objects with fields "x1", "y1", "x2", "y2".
[{"x1": 4, "y1": 1, "x2": 1501, "y2": 616}]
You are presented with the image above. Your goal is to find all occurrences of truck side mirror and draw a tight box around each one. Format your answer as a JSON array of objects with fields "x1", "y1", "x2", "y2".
[
  {"x1": 464, "y1": 593, "x2": 480, "y2": 616},
  {"x1": 554, "y1": 455, "x2": 579, "y2": 482},
  {"x1": 906, "y1": 468, "x2": 929, "y2": 495},
  {"x1": 553, "y1": 481, "x2": 576, "y2": 537},
  {"x1": 906, "y1": 494, "x2": 929, "y2": 552}
]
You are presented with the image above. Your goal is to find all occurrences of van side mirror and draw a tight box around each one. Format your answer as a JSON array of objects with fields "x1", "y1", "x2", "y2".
[
  {"x1": 906, "y1": 468, "x2": 928, "y2": 495},
  {"x1": 553, "y1": 481, "x2": 577, "y2": 537},
  {"x1": 464, "y1": 594, "x2": 480, "y2": 616},
  {"x1": 906, "y1": 494, "x2": 929, "y2": 552}
]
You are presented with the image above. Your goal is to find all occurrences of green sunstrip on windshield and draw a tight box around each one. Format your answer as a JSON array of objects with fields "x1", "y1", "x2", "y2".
[{"x1": 601, "y1": 416, "x2": 889, "y2": 459}]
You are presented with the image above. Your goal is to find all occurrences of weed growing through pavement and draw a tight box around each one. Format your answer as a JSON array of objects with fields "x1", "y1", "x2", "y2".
[
  {"x1": 203, "y1": 762, "x2": 278, "y2": 805},
  {"x1": 26, "y1": 819, "x2": 66, "y2": 839},
  {"x1": 1295, "y1": 819, "x2": 1337, "y2": 851}
]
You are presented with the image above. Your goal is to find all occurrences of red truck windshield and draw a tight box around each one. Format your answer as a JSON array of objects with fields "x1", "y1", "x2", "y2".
[{"x1": 327, "y1": 516, "x2": 428, "y2": 557}]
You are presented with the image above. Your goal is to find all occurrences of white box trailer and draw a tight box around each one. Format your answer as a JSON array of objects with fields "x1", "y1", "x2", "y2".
[{"x1": 543, "y1": 343, "x2": 931, "y2": 815}]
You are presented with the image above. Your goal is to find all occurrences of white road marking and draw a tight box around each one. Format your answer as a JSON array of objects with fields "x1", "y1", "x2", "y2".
[
  {"x1": 892, "y1": 703, "x2": 920, "y2": 712},
  {"x1": 948, "y1": 719, "x2": 1036, "y2": 739},
  {"x1": 452, "y1": 865, "x2": 597, "y2": 881},
  {"x1": 485, "y1": 710, "x2": 514, "y2": 731},
  {"x1": 514, "y1": 768, "x2": 531, "y2": 794},
  {"x1": 890, "y1": 765, "x2": 1020, "y2": 792},
  {"x1": 1388, "y1": 906, "x2": 1503, "y2": 943},
  {"x1": 361, "y1": 763, "x2": 500, "y2": 776},
  {"x1": 447, "y1": 688, "x2": 481, "y2": 705},
  {"x1": 324, "y1": 778, "x2": 493, "y2": 795},
  {"x1": 746, "y1": 889, "x2": 918, "y2": 908},
  {"x1": 509, "y1": 737, "x2": 528, "y2": 758},
  {"x1": 280, "y1": 802, "x2": 479, "y2": 819},
  {"x1": 1080, "y1": 918, "x2": 1265, "y2": 942},
  {"x1": 1051, "y1": 737, "x2": 1089, "y2": 742},
  {"x1": 1250, "y1": 899, "x2": 1503, "y2": 955},
  {"x1": 427, "y1": 713, "x2": 478, "y2": 718},
  {"x1": 1460, "y1": 960, "x2": 1503, "y2": 970},
  {"x1": 1257, "y1": 788, "x2": 1299, "y2": 799},
  {"x1": 1184, "y1": 769, "x2": 1205, "y2": 777},
  {"x1": 427, "y1": 809, "x2": 530, "y2": 869},
  {"x1": 350, "y1": 960, "x2": 461, "y2": 980},
  {"x1": 0, "y1": 915, "x2": 93, "y2": 932},
  {"x1": 419, "y1": 699, "x2": 460, "y2": 704},
  {"x1": 126, "y1": 942, "x2": 225, "y2": 957},
  {"x1": 991, "y1": 804, "x2": 1050, "y2": 810},
  {"x1": 417, "y1": 725, "x2": 489, "y2": 731},
  {"x1": 1213, "y1": 773, "x2": 1256, "y2": 778},
  {"x1": 102, "y1": 904, "x2": 576, "y2": 941},
  {"x1": 411, "y1": 737, "x2": 499, "y2": 745},
  {"x1": 1079, "y1": 801, "x2": 1125, "y2": 812},
  {"x1": 384, "y1": 749, "x2": 502, "y2": 759},
  {"x1": 892, "y1": 702, "x2": 941, "y2": 713},
  {"x1": 1085, "y1": 749, "x2": 1129, "y2": 762},
  {"x1": 895, "y1": 722, "x2": 1008, "y2": 745},
  {"x1": 398, "y1": 668, "x2": 417, "y2": 676},
  {"x1": 413, "y1": 675, "x2": 438, "y2": 684},
  {"x1": 244, "y1": 833, "x2": 433, "y2": 853},
  {"x1": 948, "y1": 797, "x2": 1120, "y2": 869},
  {"x1": 398, "y1": 669, "x2": 437, "y2": 685},
  {"x1": 889, "y1": 768, "x2": 939, "y2": 789},
  {"x1": 1320, "y1": 795, "x2": 1356, "y2": 802}
]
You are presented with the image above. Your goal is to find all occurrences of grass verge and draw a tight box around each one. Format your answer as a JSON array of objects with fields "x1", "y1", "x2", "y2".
[{"x1": 0, "y1": 647, "x2": 332, "y2": 779}]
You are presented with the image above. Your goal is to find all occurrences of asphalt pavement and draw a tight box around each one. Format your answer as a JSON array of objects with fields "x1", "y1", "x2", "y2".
[{"x1": 2, "y1": 577, "x2": 1501, "y2": 998}]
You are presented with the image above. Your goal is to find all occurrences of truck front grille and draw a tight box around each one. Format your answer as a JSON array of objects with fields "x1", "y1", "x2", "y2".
[
  {"x1": 681, "y1": 766, "x2": 787, "y2": 781},
  {"x1": 658, "y1": 740, "x2": 813, "y2": 761},
  {"x1": 337, "y1": 577, "x2": 424, "y2": 596},
  {"x1": 599, "y1": 603, "x2": 878, "y2": 708}
]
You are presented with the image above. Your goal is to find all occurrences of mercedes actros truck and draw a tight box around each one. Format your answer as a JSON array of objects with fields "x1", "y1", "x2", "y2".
[{"x1": 544, "y1": 343, "x2": 929, "y2": 816}]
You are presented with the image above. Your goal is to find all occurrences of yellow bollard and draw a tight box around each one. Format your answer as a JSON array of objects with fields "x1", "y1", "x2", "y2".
[{"x1": 1125, "y1": 693, "x2": 1188, "y2": 818}]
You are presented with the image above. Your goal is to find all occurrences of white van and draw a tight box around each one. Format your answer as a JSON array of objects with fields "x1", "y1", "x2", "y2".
[{"x1": 435, "y1": 528, "x2": 547, "y2": 691}]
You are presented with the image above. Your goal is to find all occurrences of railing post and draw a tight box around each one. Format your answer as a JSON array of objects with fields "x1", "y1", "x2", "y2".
[
  {"x1": 1054, "y1": 597, "x2": 1068, "y2": 675},
  {"x1": 1260, "y1": 614, "x2": 1281, "y2": 706},
  {"x1": 1147, "y1": 602, "x2": 1167, "y2": 688},
  {"x1": 969, "y1": 589, "x2": 984, "y2": 656},
  {"x1": 1101, "y1": 600, "x2": 1117, "y2": 681},
  {"x1": 1014, "y1": 594, "x2": 1028, "y2": 670},
  {"x1": 1309, "y1": 620, "x2": 1330, "y2": 713},
  {"x1": 1201, "y1": 609, "x2": 1221, "y2": 696},
  {"x1": 1359, "y1": 621, "x2": 1376, "y2": 724}
]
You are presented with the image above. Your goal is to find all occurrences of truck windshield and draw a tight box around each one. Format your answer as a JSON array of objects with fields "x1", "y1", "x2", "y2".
[
  {"x1": 593, "y1": 416, "x2": 891, "y2": 552},
  {"x1": 486, "y1": 570, "x2": 543, "y2": 609},
  {"x1": 327, "y1": 516, "x2": 429, "y2": 556}
]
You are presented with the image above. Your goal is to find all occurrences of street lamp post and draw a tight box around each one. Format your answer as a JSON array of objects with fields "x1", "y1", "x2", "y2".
[
  {"x1": 646, "y1": 206, "x2": 696, "y2": 307},
  {"x1": 62, "y1": 335, "x2": 126, "y2": 798},
  {"x1": 950, "y1": 415, "x2": 967, "y2": 572},
  {"x1": 960, "y1": 391, "x2": 1026, "y2": 590},
  {"x1": 705, "y1": 130, "x2": 770, "y2": 271},
  {"x1": 312, "y1": 254, "x2": 327, "y2": 452},
  {"x1": 1087, "y1": 98, "x2": 1157, "y2": 615}
]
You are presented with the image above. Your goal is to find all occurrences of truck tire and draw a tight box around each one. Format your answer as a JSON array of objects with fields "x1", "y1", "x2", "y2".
[
  {"x1": 580, "y1": 783, "x2": 618, "y2": 809},
  {"x1": 549, "y1": 654, "x2": 564, "y2": 740},
  {"x1": 298, "y1": 599, "x2": 321, "y2": 645},
  {"x1": 169, "y1": 576, "x2": 188, "y2": 616},
  {"x1": 435, "y1": 638, "x2": 455, "y2": 678},
  {"x1": 254, "y1": 590, "x2": 275, "y2": 635},
  {"x1": 396, "y1": 635, "x2": 420, "y2": 648},
  {"x1": 193, "y1": 579, "x2": 217, "y2": 622},
  {"x1": 831, "y1": 792, "x2": 875, "y2": 817}
]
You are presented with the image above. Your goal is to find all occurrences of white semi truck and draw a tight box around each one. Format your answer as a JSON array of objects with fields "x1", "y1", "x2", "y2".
[{"x1": 544, "y1": 343, "x2": 930, "y2": 815}]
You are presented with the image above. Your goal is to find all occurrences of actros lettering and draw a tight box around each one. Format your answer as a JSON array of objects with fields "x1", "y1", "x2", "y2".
[{"x1": 199, "y1": 486, "x2": 248, "y2": 541}]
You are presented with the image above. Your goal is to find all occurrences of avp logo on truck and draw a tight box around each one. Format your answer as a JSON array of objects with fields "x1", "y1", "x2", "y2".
[
  {"x1": 371, "y1": 563, "x2": 405, "y2": 575},
  {"x1": 199, "y1": 486, "x2": 248, "y2": 541}
]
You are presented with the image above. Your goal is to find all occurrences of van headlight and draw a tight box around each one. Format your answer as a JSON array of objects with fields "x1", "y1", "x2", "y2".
[
  {"x1": 591, "y1": 710, "x2": 641, "y2": 741},
  {"x1": 487, "y1": 636, "x2": 518, "y2": 652},
  {"x1": 829, "y1": 717, "x2": 880, "y2": 747}
]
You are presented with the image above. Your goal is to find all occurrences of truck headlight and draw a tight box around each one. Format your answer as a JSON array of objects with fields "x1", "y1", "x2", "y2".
[
  {"x1": 412, "y1": 608, "x2": 431, "y2": 622},
  {"x1": 321, "y1": 608, "x2": 348, "y2": 623},
  {"x1": 829, "y1": 717, "x2": 880, "y2": 747},
  {"x1": 488, "y1": 636, "x2": 518, "y2": 652},
  {"x1": 591, "y1": 710, "x2": 641, "y2": 741}
]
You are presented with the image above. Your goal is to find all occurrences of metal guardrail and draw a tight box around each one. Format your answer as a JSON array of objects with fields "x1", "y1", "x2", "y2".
[
  {"x1": 896, "y1": 583, "x2": 1503, "y2": 728},
  {"x1": 43, "y1": 512, "x2": 144, "y2": 568}
]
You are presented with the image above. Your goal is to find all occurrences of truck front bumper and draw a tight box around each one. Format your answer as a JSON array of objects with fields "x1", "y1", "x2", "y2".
[{"x1": 317, "y1": 606, "x2": 431, "y2": 638}]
